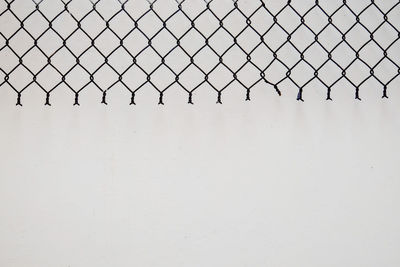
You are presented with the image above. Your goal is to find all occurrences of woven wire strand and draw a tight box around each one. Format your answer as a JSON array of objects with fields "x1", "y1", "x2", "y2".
[{"x1": 0, "y1": 0, "x2": 399, "y2": 105}]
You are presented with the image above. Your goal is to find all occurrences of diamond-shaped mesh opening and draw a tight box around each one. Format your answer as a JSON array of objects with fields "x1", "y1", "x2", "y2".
[
  {"x1": 80, "y1": 12, "x2": 107, "y2": 39},
  {"x1": 304, "y1": 44, "x2": 328, "y2": 67},
  {"x1": 359, "y1": 42, "x2": 385, "y2": 66},
  {"x1": 263, "y1": 60, "x2": 289, "y2": 82},
  {"x1": 346, "y1": 24, "x2": 372, "y2": 51},
  {"x1": 290, "y1": 61, "x2": 315, "y2": 86},
  {"x1": 375, "y1": 0, "x2": 398, "y2": 13},
  {"x1": 179, "y1": 29, "x2": 205, "y2": 56},
  {"x1": 250, "y1": 8, "x2": 274, "y2": 34},
  {"x1": 346, "y1": 59, "x2": 371, "y2": 84},
  {"x1": 0, "y1": 12, "x2": 20, "y2": 38},
  {"x1": 208, "y1": 28, "x2": 234, "y2": 55},
  {"x1": 237, "y1": 63, "x2": 262, "y2": 87},
  {"x1": 332, "y1": 6, "x2": 357, "y2": 33},
  {"x1": 345, "y1": 1, "x2": 371, "y2": 14},
  {"x1": 8, "y1": 30, "x2": 34, "y2": 55},
  {"x1": 0, "y1": 47, "x2": 19, "y2": 72},
  {"x1": 387, "y1": 5, "x2": 400, "y2": 22},
  {"x1": 165, "y1": 48, "x2": 190, "y2": 73},
  {"x1": 137, "y1": 11, "x2": 163, "y2": 38},
  {"x1": 20, "y1": 11, "x2": 49, "y2": 38},
  {"x1": 291, "y1": 26, "x2": 315, "y2": 52},
  {"x1": 95, "y1": 0, "x2": 122, "y2": 21},
  {"x1": 290, "y1": 0, "x2": 316, "y2": 15},
  {"x1": 222, "y1": 45, "x2": 247, "y2": 72},
  {"x1": 22, "y1": 47, "x2": 47, "y2": 73},
  {"x1": 107, "y1": 47, "x2": 134, "y2": 74},
  {"x1": 304, "y1": 7, "x2": 329, "y2": 33},
  {"x1": 108, "y1": 11, "x2": 133, "y2": 38},
  {"x1": 79, "y1": 47, "x2": 105, "y2": 73},
  {"x1": 9, "y1": 0, "x2": 36, "y2": 19},
  {"x1": 179, "y1": 64, "x2": 204, "y2": 89},
  {"x1": 276, "y1": 8, "x2": 300, "y2": 34},
  {"x1": 373, "y1": 23, "x2": 398, "y2": 48},
  {"x1": 94, "y1": 30, "x2": 120, "y2": 56},
  {"x1": 36, "y1": 66, "x2": 62, "y2": 89},
  {"x1": 192, "y1": 47, "x2": 219, "y2": 73},
  {"x1": 222, "y1": 10, "x2": 247, "y2": 37},
  {"x1": 51, "y1": 12, "x2": 77, "y2": 39},
  {"x1": 37, "y1": 0, "x2": 64, "y2": 21},
  {"x1": 262, "y1": 25, "x2": 287, "y2": 51},
  {"x1": 208, "y1": 64, "x2": 233, "y2": 89},
  {"x1": 193, "y1": 10, "x2": 219, "y2": 37},
  {"x1": 165, "y1": 11, "x2": 191, "y2": 38},
  {"x1": 251, "y1": 44, "x2": 274, "y2": 69},
  {"x1": 65, "y1": 65, "x2": 90, "y2": 89},
  {"x1": 180, "y1": 0, "x2": 207, "y2": 19},
  {"x1": 123, "y1": 30, "x2": 148, "y2": 55},
  {"x1": 277, "y1": 43, "x2": 300, "y2": 67},
  {"x1": 136, "y1": 48, "x2": 162, "y2": 73},
  {"x1": 387, "y1": 42, "x2": 400, "y2": 65},
  {"x1": 150, "y1": 65, "x2": 176, "y2": 89},
  {"x1": 318, "y1": 24, "x2": 342, "y2": 51},
  {"x1": 8, "y1": 65, "x2": 33, "y2": 88},
  {"x1": 37, "y1": 30, "x2": 63, "y2": 56},
  {"x1": 319, "y1": 1, "x2": 343, "y2": 15},
  {"x1": 67, "y1": 30, "x2": 92, "y2": 56},
  {"x1": 67, "y1": 1, "x2": 93, "y2": 21},
  {"x1": 122, "y1": 66, "x2": 147, "y2": 89},
  {"x1": 374, "y1": 58, "x2": 399, "y2": 83},
  {"x1": 94, "y1": 64, "x2": 119, "y2": 89},
  {"x1": 152, "y1": 0, "x2": 179, "y2": 21},
  {"x1": 359, "y1": 5, "x2": 385, "y2": 31},
  {"x1": 208, "y1": 1, "x2": 234, "y2": 19},
  {"x1": 331, "y1": 43, "x2": 356, "y2": 67},
  {"x1": 151, "y1": 29, "x2": 177, "y2": 56},
  {"x1": 318, "y1": 61, "x2": 343, "y2": 85}
]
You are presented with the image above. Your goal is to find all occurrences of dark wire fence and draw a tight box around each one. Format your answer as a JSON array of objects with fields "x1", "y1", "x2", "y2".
[{"x1": 0, "y1": 0, "x2": 399, "y2": 105}]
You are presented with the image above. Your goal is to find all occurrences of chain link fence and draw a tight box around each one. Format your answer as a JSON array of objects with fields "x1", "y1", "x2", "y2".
[{"x1": 0, "y1": 0, "x2": 399, "y2": 105}]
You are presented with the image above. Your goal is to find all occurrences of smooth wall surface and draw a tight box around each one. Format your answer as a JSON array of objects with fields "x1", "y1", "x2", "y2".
[
  {"x1": 1, "y1": 83, "x2": 400, "y2": 267},
  {"x1": 1, "y1": 1, "x2": 400, "y2": 266}
]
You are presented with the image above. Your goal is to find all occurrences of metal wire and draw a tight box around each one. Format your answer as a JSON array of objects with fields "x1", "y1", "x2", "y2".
[{"x1": 0, "y1": 0, "x2": 399, "y2": 105}]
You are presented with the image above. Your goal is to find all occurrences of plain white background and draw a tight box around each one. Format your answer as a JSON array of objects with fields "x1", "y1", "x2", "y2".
[{"x1": 1, "y1": 1, "x2": 400, "y2": 266}]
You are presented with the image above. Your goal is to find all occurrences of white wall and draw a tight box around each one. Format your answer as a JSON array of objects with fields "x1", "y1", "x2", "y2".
[
  {"x1": 1, "y1": 86, "x2": 400, "y2": 267},
  {"x1": 1, "y1": 1, "x2": 400, "y2": 266}
]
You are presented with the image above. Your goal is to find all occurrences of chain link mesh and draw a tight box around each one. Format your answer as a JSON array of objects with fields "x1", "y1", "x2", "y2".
[{"x1": 0, "y1": 0, "x2": 399, "y2": 105}]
